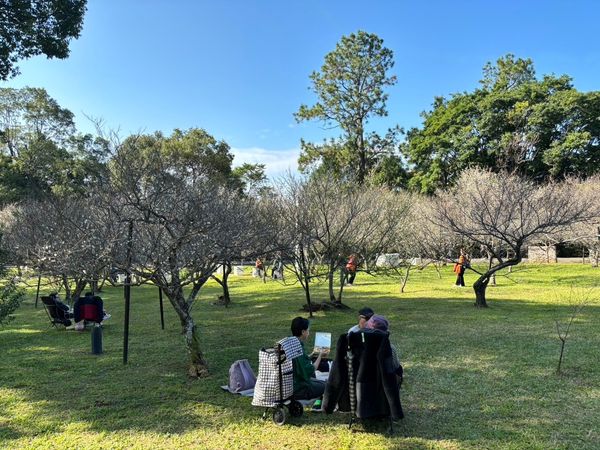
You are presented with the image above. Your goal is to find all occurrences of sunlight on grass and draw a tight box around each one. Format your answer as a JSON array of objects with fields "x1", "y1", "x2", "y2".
[
  {"x1": 0, "y1": 328, "x2": 42, "y2": 335},
  {"x1": 1, "y1": 264, "x2": 599, "y2": 449}
]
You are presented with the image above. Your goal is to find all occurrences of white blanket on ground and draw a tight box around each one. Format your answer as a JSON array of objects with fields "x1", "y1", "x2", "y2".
[{"x1": 220, "y1": 386, "x2": 255, "y2": 397}]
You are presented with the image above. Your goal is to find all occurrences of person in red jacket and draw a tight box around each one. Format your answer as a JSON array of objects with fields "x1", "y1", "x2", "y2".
[
  {"x1": 255, "y1": 258, "x2": 264, "y2": 278},
  {"x1": 345, "y1": 254, "x2": 358, "y2": 286},
  {"x1": 453, "y1": 249, "x2": 469, "y2": 287}
]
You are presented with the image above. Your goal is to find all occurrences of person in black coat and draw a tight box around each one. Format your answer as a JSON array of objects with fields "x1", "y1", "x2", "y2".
[
  {"x1": 322, "y1": 328, "x2": 403, "y2": 420},
  {"x1": 48, "y1": 292, "x2": 73, "y2": 326},
  {"x1": 73, "y1": 292, "x2": 110, "y2": 324}
]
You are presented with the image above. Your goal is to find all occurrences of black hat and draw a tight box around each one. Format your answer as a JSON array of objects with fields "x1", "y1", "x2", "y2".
[{"x1": 358, "y1": 307, "x2": 374, "y2": 320}]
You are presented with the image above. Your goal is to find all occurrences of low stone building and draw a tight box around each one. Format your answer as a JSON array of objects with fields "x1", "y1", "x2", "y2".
[{"x1": 527, "y1": 244, "x2": 557, "y2": 263}]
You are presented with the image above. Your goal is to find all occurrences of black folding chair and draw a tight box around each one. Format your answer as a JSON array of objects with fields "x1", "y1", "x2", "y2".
[{"x1": 40, "y1": 296, "x2": 72, "y2": 328}]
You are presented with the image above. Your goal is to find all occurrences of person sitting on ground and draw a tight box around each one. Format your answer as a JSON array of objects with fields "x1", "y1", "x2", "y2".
[
  {"x1": 348, "y1": 306, "x2": 374, "y2": 334},
  {"x1": 365, "y1": 314, "x2": 403, "y2": 387},
  {"x1": 73, "y1": 292, "x2": 111, "y2": 327},
  {"x1": 290, "y1": 317, "x2": 328, "y2": 402},
  {"x1": 48, "y1": 292, "x2": 73, "y2": 326}
]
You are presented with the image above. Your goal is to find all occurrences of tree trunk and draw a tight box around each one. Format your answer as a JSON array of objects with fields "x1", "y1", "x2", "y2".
[
  {"x1": 62, "y1": 274, "x2": 72, "y2": 301},
  {"x1": 97, "y1": 272, "x2": 107, "y2": 292},
  {"x1": 72, "y1": 278, "x2": 88, "y2": 300},
  {"x1": 400, "y1": 265, "x2": 411, "y2": 293},
  {"x1": 183, "y1": 316, "x2": 209, "y2": 377},
  {"x1": 328, "y1": 262, "x2": 337, "y2": 302},
  {"x1": 357, "y1": 126, "x2": 366, "y2": 184},
  {"x1": 488, "y1": 253, "x2": 496, "y2": 286},
  {"x1": 221, "y1": 262, "x2": 232, "y2": 306},
  {"x1": 473, "y1": 276, "x2": 490, "y2": 308},
  {"x1": 210, "y1": 262, "x2": 233, "y2": 306},
  {"x1": 434, "y1": 262, "x2": 442, "y2": 279},
  {"x1": 165, "y1": 287, "x2": 209, "y2": 377},
  {"x1": 473, "y1": 257, "x2": 521, "y2": 308},
  {"x1": 90, "y1": 277, "x2": 98, "y2": 294},
  {"x1": 337, "y1": 267, "x2": 347, "y2": 304},
  {"x1": 302, "y1": 272, "x2": 313, "y2": 317}
]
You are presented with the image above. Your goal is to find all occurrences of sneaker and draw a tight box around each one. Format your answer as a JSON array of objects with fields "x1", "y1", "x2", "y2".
[
  {"x1": 311, "y1": 399, "x2": 322, "y2": 411},
  {"x1": 103, "y1": 313, "x2": 111, "y2": 321}
]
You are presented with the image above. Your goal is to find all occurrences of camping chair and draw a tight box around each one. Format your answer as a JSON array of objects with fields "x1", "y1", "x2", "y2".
[{"x1": 40, "y1": 296, "x2": 72, "y2": 328}]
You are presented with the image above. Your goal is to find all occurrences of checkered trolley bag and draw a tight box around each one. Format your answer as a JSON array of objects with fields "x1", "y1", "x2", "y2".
[{"x1": 252, "y1": 337, "x2": 304, "y2": 425}]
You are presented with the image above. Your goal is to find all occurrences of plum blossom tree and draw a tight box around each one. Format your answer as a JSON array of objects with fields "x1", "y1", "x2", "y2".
[
  {"x1": 432, "y1": 168, "x2": 599, "y2": 307},
  {"x1": 109, "y1": 129, "x2": 256, "y2": 376}
]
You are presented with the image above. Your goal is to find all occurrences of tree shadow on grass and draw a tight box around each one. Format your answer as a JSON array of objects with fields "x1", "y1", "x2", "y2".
[{"x1": 0, "y1": 425, "x2": 24, "y2": 442}]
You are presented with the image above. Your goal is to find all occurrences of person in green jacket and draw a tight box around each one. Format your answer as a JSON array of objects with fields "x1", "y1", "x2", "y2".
[{"x1": 290, "y1": 317, "x2": 328, "y2": 400}]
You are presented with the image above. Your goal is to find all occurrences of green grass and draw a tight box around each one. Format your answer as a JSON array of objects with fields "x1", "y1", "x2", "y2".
[{"x1": 1, "y1": 264, "x2": 599, "y2": 449}]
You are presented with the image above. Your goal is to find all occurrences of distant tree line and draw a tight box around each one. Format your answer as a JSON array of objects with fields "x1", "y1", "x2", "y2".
[{"x1": 296, "y1": 32, "x2": 600, "y2": 193}]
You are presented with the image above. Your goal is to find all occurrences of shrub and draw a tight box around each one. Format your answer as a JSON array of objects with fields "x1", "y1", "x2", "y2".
[{"x1": 0, "y1": 279, "x2": 24, "y2": 325}]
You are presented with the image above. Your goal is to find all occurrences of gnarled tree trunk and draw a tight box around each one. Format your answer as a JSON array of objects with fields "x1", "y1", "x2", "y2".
[
  {"x1": 472, "y1": 257, "x2": 521, "y2": 308},
  {"x1": 164, "y1": 286, "x2": 209, "y2": 377},
  {"x1": 211, "y1": 262, "x2": 232, "y2": 306},
  {"x1": 473, "y1": 276, "x2": 490, "y2": 308},
  {"x1": 183, "y1": 317, "x2": 209, "y2": 378}
]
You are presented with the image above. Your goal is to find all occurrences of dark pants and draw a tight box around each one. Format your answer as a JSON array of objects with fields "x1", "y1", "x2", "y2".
[
  {"x1": 344, "y1": 269, "x2": 356, "y2": 285},
  {"x1": 294, "y1": 379, "x2": 326, "y2": 400},
  {"x1": 455, "y1": 268, "x2": 465, "y2": 286}
]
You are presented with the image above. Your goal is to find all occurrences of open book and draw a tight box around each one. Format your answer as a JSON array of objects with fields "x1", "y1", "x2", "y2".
[{"x1": 312, "y1": 332, "x2": 332, "y2": 355}]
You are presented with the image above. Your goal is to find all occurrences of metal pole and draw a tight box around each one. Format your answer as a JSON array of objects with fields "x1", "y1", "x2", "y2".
[
  {"x1": 123, "y1": 220, "x2": 133, "y2": 365},
  {"x1": 158, "y1": 287, "x2": 165, "y2": 330},
  {"x1": 34, "y1": 274, "x2": 41, "y2": 308}
]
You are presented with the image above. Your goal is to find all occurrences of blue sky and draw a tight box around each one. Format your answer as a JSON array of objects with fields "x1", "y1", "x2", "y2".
[{"x1": 3, "y1": 0, "x2": 599, "y2": 176}]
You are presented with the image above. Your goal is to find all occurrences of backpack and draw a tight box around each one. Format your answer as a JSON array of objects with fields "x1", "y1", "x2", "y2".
[{"x1": 229, "y1": 359, "x2": 257, "y2": 393}]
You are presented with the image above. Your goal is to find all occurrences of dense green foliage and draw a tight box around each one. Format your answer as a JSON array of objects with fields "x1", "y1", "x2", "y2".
[
  {"x1": 0, "y1": 87, "x2": 109, "y2": 204},
  {"x1": 404, "y1": 55, "x2": 600, "y2": 193},
  {"x1": 295, "y1": 31, "x2": 402, "y2": 184},
  {"x1": 1, "y1": 264, "x2": 599, "y2": 449},
  {"x1": 0, "y1": 0, "x2": 87, "y2": 80},
  {"x1": 115, "y1": 128, "x2": 265, "y2": 194},
  {"x1": 296, "y1": 38, "x2": 600, "y2": 191}
]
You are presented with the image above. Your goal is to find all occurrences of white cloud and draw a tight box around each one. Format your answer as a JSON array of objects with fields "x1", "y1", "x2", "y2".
[{"x1": 230, "y1": 147, "x2": 301, "y2": 179}]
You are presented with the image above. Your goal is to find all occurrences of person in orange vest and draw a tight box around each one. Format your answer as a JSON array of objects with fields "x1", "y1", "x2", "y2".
[
  {"x1": 345, "y1": 254, "x2": 358, "y2": 286},
  {"x1": 453, "y1": 249, "x2": 469, "y2": 287}
]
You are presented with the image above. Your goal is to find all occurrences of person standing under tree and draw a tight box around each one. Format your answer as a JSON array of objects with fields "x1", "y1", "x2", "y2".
[
  {"x1": 271, "y1": 253, "x2": 284, "y2": 280},
  {"x1": 255, "y1": 258, "x2": 264, "y2": 278},
  {"x1": 345, "y1": 254, "x2": 358, "y2": 286},
  {"x1": 454, "y1": 249, "x2": 469, "y2": 287}
]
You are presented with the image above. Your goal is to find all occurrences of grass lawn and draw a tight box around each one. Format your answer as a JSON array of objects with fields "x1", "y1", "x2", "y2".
[{"x1": 1, "y1": 264, "x2": 599, "y2": 449}]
